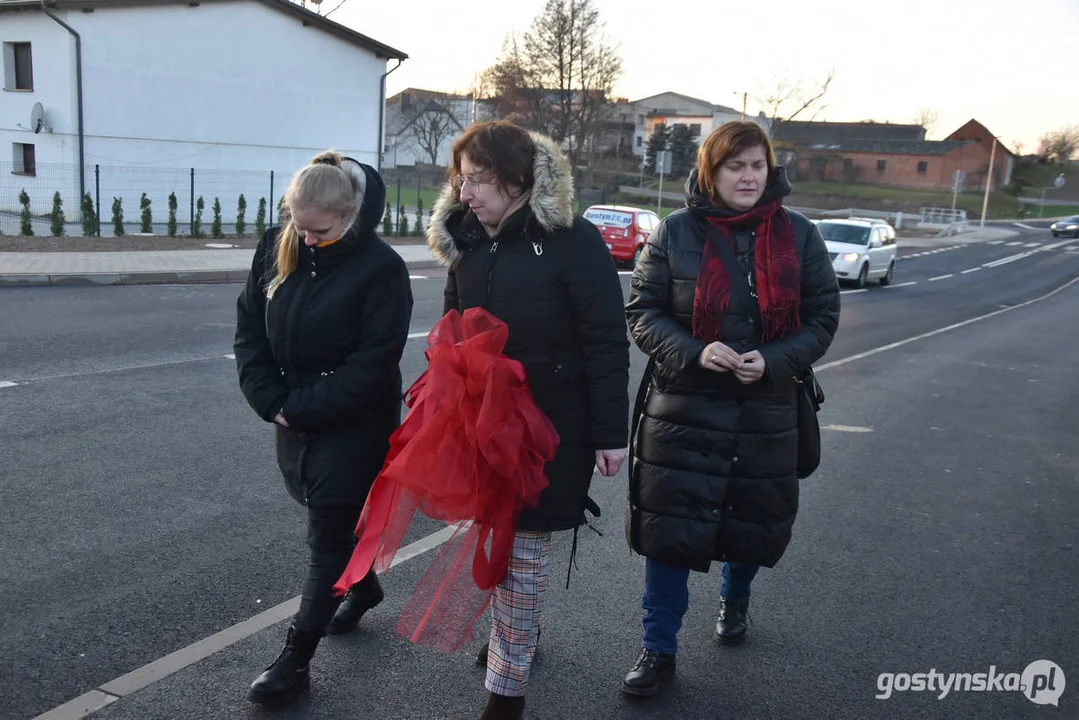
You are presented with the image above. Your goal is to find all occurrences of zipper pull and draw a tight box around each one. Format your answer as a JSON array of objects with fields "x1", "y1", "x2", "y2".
[
  {"x1": 533, "y1": 241, "x2": 543, "y2": 256},
  {"x1": 490, "y1": 240, "x2": 499, "y2": 254}
]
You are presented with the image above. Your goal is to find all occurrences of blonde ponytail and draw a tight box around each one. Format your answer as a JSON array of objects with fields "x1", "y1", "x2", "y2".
[
  {"x1": 265, "y1": 150, "x2": 357, "y2": 298},
  {"x1": 266, "y1": 221, "x2": 299, "y2": 299}
]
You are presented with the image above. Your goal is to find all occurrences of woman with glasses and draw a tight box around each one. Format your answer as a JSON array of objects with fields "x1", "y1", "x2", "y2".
[{"x1": 426, "y1": 121, "x2": 630, "y2": 720}]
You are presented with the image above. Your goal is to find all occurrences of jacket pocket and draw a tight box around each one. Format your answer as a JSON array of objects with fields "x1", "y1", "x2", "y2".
[{"x1": 274, "y1": 425, "x2": 309, "y2": 505}]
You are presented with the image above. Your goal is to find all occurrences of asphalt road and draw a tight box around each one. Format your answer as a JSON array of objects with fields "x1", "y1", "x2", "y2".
[{"x1": 1, "y1": 224, "x2": 1077, "y2": 720}]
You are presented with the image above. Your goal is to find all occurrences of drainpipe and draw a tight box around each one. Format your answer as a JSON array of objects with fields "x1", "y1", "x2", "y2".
[
  {"x1": 41, "y1": 1, "x2": 85, "y2": 203},
  {"x1": 377, "y1": 58, "x2": 403, "y2": 172}
]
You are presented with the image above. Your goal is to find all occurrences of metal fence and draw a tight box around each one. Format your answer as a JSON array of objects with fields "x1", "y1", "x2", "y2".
[
  {"x1": 1, "y1": 161, "x2": 292, "y2": 237},
  {"x1": 0, "y1": 161, "x2": 443, "y2": 237}
]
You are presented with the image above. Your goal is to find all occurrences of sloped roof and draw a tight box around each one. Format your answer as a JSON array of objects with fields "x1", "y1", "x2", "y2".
[
  {"x1": 806, "y1": 140, "x2": 973, "y2": 156},
  {"x1": 0, "y1": 0, "x2": 407, "y2": 59},
  {"x1": 633, "y1": 91, "x2": 739, "y2": 116},
  {"x1": 774, "y1": 120, "x2": 926, "y2": 146}
]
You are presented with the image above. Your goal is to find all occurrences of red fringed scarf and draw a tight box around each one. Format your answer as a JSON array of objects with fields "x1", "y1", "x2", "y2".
[{"x1": 692, "y1": 200, "x2": 801, "y2": 343}]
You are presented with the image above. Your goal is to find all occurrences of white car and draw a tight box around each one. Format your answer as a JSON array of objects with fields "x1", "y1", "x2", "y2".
[{"x1": 817, "y1": 218, "x2": 897, "y2": 287}]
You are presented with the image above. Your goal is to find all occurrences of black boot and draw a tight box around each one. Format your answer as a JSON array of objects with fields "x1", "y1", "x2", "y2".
[
  {"x1": 327, "y1": 572, "x2": 384, "y2": 635},
  {"x1": 621, "y1": 648, "x2": 676, "y2": 697},
  {"x1": 479, "y1": 692, "x2": 525, "y2": 720},
  {"x1": 247, "y1": 624, "x2": 321, "y2": 705},
  {"x1": 714, "y1": 598, "x2": 749, "y2": 645}
]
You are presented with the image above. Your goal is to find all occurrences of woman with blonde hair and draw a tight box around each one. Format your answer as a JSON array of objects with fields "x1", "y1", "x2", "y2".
[
  {"x1": 621, "y1": 121, "x2": 839, "y2": 696},
  {"x1": 234, "y1": 151, "x2": 413, "y2": 705}
]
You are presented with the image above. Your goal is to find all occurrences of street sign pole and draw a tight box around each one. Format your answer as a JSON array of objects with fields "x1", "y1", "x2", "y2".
[
  {"x1": 655, "y1": 151, "x2": 671, "y2": 216},
  {"x1": 657, "y1": 155, "x2": 665, "y2": 216},
  {"x1": 1040, "y1": 174, "x2": 1067, "y2": 217}
]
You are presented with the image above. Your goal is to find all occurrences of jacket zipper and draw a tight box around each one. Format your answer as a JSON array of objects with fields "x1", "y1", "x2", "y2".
[
  {"x1": 280, "y1": 267, "x2": 311, "y2": 375},
  {"x1": 484, "y1": 240, "x2": 500, "y2": 309}
]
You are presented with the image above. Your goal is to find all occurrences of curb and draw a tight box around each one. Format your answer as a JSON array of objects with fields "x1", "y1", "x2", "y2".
[{"x1": 0, "y1": 260, "x2": 444, "y2": 288}]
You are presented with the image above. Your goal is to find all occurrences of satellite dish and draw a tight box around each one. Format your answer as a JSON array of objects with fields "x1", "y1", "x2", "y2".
[{"x1": 30, "y1": 102, "x2": 51, "y2": 134}]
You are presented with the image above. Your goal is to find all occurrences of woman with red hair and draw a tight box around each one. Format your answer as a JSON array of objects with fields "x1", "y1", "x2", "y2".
[{"x1": 622, "y1": 121, "x2": 840, "y2": 696}]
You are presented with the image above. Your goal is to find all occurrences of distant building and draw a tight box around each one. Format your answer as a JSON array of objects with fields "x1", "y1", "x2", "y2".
[
  {"x1": 0, "y1": 0, "x2": 405, "y2": 225},
  {"x1": 778, "y1": 119, "x2": 1014, "y2": 191},
  {"x1": 383, "y1": 88, "x2": 496, "y2": 169},
  {"x1": 630, "y1": 91, "x2": 771, "y2": 158}
]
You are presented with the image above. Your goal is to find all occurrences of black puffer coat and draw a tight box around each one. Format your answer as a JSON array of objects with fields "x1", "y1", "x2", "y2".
[
  {"x1": 235, "y1": 159, "x2": 413, "y2": 508},
  {"x1": 427, "y1": 133, "x2": 630, "y2": 532},
  {"x1": 625, "y1": 168, "x2": 839, "y2": 571}
]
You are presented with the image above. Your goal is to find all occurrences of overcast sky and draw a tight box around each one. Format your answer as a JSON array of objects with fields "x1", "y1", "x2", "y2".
[{"x1": 331, "y1": 0, "x2": 1077, "y2": 154}]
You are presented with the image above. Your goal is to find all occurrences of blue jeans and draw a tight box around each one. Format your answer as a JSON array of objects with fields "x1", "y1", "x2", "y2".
[{"x1": 641, "y1": 558, "x2": 760, "y2": 655}]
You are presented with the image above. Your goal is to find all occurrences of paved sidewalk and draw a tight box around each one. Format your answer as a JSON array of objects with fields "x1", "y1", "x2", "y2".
[
  {"x1": 0, "y1": 226, "x2": 1023, "y2": 288},
  {"x1": 0, "y1": 245, "x2": 442, "y2": 287}
]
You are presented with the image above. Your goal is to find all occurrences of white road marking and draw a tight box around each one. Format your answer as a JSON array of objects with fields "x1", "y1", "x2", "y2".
[
  {"x1": 1040, "y1": 238, "x2": 1079, "y2": 252},
  {"x1": 988, "y1": 240, "x2": 1006, "y2": 245},
  {"x1": 1006, "y1": 241, "x2": 1024, "y2": 246},
  {"x1": 821, "y1": 424, "x2": 874, "y2": 433},
  {"x1": 409, "y1": 275, "x2": 428, "y2": 279},
  {"x1": 961, "y1": 268, "x2": 982, "y2": 275},
  {"x1": 887, "y1": 281, "x2": 918, "y2": 288},
  {"x1": 1023, "y1": 242, "x2": 1042, "y2": 248},
  {"x1": 407, "y1": 331, "x2": 429, "y2": 339},
  {"x1": 35, "y1": 275, "x2": 1079, "y2": 720},
  {"x1": 984, "y1": 252, "x2": 1034, "y2": 268},
  {"x1": 618, "y1": 271, "x2": 634, "y2": 276},
  {"x1": 34, "y1": 522, "x2": 466, "y2": 720},
  {"x1": 928, "y1": 274, "x2": 953, "y2": 282},
  {"x1": 223, "y1": 353, "x2": 235, "y2": 359},
  {"x1": 0, "y1": 380, "x2": 18, "y2": 388},
  {"x1": 816, "y1": 276, "x2": 1079, "y2": 373},
  {"x1": 840, "y1": 289, "x2": 867, "y2": 295},
  {"x1": 18, "y1": 356, "x2": 240, "y2": 384},
  {"x1": 1013, "y1": 223, "x2": 1038, "y2": 230}
]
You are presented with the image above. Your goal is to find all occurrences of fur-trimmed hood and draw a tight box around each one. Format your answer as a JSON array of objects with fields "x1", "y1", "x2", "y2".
[{"x1": 426, "y1": 132, "x2": 575, "y2": 266}]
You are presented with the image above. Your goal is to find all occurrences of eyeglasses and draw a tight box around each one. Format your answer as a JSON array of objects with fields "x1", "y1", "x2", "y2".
[{"x1": 453, "y1": 174, "x2": 496, "y2": 190}]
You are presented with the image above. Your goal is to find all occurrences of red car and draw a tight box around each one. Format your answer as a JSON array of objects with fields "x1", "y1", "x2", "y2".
[{"x1": 583, "y1": 205, "x2": 661, "y2": 267}]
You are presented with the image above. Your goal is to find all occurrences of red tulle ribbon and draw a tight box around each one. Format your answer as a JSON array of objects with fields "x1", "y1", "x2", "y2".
[{"x1": 332, "y1": 307, "x2": 559, "y2": 652}]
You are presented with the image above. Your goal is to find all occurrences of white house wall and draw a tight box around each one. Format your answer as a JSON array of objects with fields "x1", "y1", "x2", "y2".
[
  {"x1": 1, "y1": 1, "x2": 390, "y2": 231},
  {"x1": 1, "y1": 11, "x2": 81, "y2": 225}
]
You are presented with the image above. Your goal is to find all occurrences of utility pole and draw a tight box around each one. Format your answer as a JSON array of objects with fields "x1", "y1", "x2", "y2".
[{"x1": 979, "y1": 137, "x2": 997, "y2": 232}]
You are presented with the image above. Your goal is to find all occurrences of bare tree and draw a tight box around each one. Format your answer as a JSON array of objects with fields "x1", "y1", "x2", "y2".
[
  {"x1": 1011, "y1": 140, "x2": 1025, "y2": 156},
  {"x1": 482, "y1": 37, "x2": 549, "y2": 131},
  {"x1": 398, "y1": 92, "x2": 470, "y2": 167},
  {"x1": 482, "y1": 0, "x2": 622, "y2": 169},
  {"x1": 1038, "y1": 126, "x2": 1079, "y2": 163},
  {"x1": 758, "y1": 67, "x2": 835, "y2": 124},
  {"x1": 913, "y1": 108, "x2": 939, "y2": 137}
]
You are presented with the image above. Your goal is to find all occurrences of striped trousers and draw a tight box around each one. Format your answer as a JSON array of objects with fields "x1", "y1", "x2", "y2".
[{"x1": 484, "y1": 531, "x2": 552, "y2": 697}]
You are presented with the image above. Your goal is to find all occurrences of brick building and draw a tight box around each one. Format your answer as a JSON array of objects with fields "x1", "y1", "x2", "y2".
[{"x1": 780, "y1": 119, "x2": 1014, "y2": 191}]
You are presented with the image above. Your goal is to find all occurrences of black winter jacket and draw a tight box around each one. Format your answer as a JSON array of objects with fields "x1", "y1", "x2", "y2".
[
  {"x1": 235, "y1": 159, "x2": 413, "y2": 507},
  {"x1": 625, "y1": 168, "x2": 840, "y2": 571},
  {"x1": 427, "y1": 133, "x2": 630, "y2": 532}
]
